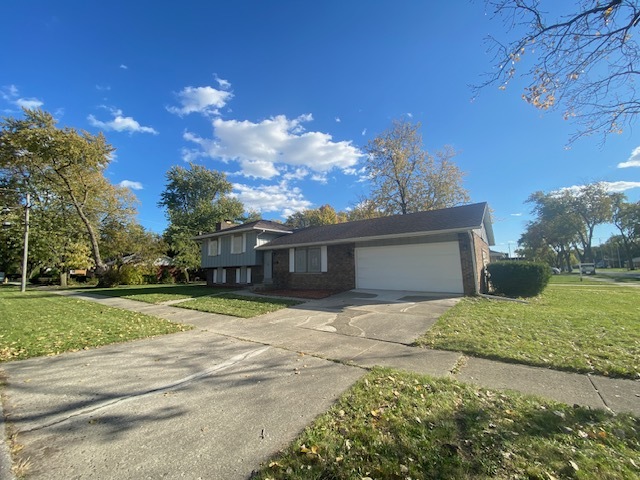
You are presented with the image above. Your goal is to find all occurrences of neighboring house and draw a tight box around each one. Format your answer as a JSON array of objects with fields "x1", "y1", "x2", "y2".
[
  {"x1": 197, "y1": 203, "x2": 494, "y2": 295},
  {"x1": 194, "y1": 220, "x2": 293, "y2": 286},
  {"x1": 490, "y1": 250, "x2": 508, "y2": 262}
]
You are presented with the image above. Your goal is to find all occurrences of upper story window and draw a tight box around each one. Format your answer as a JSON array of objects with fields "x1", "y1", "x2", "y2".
[
  {"x1": 208, "y1": 239, "x2": 219, "y2": 256},
  {"x1": 231, "y1": 233, "x2": 246, "y2": 254}
]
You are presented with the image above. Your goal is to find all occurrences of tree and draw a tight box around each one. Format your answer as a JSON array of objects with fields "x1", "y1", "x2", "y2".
[
  {"x1": 612, "y1": 197, "x2": 640, "y2": 269},
  {"x1": 363, "y1": 120, "x2": 469, "y2": 215},
  {"x1": 523, "y1": 183, "x2": 617, "y2": 264},
  {"x1": 286, "y1": 204, "x2": 343, "y2": 228},
  {"x1": 522, "y1": 192, "x2": 582, "y2": 270},
  {"x1": 565, "y1": 183, "x2": 615, "y2": 262},
  {"x1": 158, "y1": 163, "x2": 244, "y2": 281},
  {"x1": 0, "y1": 109, "x2": 136, "y2": 274},
  {"x1": 482, "y1": 1, "x2": 640, "y2": 141}
]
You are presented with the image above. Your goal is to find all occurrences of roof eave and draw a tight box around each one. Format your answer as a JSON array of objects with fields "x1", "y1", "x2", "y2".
[
  {"x1": 256, "y1": 226, "x2": 482, "y2": 250},
  {"x1": 193, "y1": 227, "x2": 292, "y2": 241}
]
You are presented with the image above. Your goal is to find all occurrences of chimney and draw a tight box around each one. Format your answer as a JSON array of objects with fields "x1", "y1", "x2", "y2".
[{"x1": 215, "y1": 220, "x2": 235, "y2": 232}]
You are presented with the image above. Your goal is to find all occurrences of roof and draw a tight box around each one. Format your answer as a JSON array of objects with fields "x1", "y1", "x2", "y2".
[
  {"x1": 193, "y1": 220, "x2": 292, "y2": 241},
  {"x1": 257, "y1": 202, "x2": 494, "y2": 249}
]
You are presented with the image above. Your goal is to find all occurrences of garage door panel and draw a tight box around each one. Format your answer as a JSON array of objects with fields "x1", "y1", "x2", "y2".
[{"x1": 355, "y1": 242, "x2": 463, "y2": 293}]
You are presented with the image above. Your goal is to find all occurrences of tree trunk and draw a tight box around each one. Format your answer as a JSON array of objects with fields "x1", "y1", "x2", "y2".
[
  {"x1": 60, "y1": 271, "x2": 67, "y2": 287},
  {"x1": 183, "y1": 268, "x2": 190, "y2": 284}
]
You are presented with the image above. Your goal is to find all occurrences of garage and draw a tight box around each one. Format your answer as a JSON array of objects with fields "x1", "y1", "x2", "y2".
[{"x1": 355, "y1": 241, "x2": 464, "y2": 293}]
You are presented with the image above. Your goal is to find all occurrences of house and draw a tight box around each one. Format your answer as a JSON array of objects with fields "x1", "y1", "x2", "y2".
[
  {"x1": 194, "y1": 220, "x2": 293, "y2": 286},
  {"x1": 197, "y1": 202, "x2": 494, "y2": 295}
]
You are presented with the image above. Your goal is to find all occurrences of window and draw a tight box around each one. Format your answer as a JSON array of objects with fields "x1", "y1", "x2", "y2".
[
  {"x1": 231, "y1": 234, "x2": 246, "y2": 254},
  {"x1": 293, "y1": 247, "x2": 323, "y2": 273},
  {"x1": 208, "y1": 239, "x2": 219, "y2": 256}
]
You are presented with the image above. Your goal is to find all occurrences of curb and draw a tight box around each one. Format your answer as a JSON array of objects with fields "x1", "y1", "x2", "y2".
[{"x1": 0, "y1": 384, "x2": 17, "y2": 480}]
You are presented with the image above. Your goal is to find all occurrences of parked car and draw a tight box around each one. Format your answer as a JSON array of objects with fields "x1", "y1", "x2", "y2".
[{"x1": 551, "y1": 267, "x2": 561, "y2": 274}]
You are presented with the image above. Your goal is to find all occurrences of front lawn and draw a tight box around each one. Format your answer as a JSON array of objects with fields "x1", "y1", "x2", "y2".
[
  {"x1": 416, "y1": 285, "x2": 639, "y2": 378},
  {"x1": 252, "y1": 368, "x2": 640, "y2": 480},
  {"x1": 0, "y1": 287, "x2": 190, "y2": 361},
  {"x1": 176, "y1": 293, "x2": 301, "y2": 318},
  {"x1": 89, "y1": 283, "x2": 227, "y2": 304}
]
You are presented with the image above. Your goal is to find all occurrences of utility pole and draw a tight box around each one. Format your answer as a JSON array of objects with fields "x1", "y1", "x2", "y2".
[{"x1": 20, "y1": 192, "x2": 30, "y2": 292}]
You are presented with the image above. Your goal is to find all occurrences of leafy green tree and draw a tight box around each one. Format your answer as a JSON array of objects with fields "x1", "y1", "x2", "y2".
[
  {"x1": 158, "y1": 163, "x2": 244, "y2": 281},
  {"x1": 363, "y1": 120, "x2": 469, "y2": 215},
  {"x1": 0, "y1": 109, "x2": 136, "y2": 273},
  {"x1": 612, "y1": 197, "x2": 640, "y2": 270},
  {"x1": 482, "y1": 1, "x2": 640, "y2": 142}
]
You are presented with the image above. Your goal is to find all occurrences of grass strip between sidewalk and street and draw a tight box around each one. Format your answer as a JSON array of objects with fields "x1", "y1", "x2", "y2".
[
  {"x1": 416, "y1": 285, "x2": 639, "y2": 379},
  {"x1": 175, "y1": 293, "x2": 302, "y2": 318},
  {"x1": 0, "y1": 287, "x2": 191, "y2": 362},
  {"x1": 252, "y1": 368, "x2": 640, "y2": 480}
]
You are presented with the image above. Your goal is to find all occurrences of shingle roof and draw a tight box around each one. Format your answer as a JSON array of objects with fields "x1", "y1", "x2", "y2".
[
  {"x1": 193, "y1": 220, "x2": 292, "y2": 240},
  {"x1": 258, "y1": 202, "x2": 492, "y2": 249}
]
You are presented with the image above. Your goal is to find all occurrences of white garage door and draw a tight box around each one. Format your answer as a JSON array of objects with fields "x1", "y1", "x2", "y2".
[{"x1": 355, "y1": 242, "x2": 464, "y2": 293}]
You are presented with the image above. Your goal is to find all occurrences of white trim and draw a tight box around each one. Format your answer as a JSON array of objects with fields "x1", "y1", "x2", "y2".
[
  {"x1": 242, "y1": 233, "x2": 247, "y2": 253},
  {"x1": 193, "y1": 227, "x2": 292, "y2": 241},
  {"x1": 320, "y1": 245, "x2": 328, "y2": 272},
  {"x1": 217, "y1": 239, "x2": 221, "y2": 256},
  {"x1": 236, "y1": 268, "x2": 241, "y2": 284},
  {"x1": 289, "y1": 248, "x2": 295, "y2": 273},
  {"x1": 247, "y1": 267, "x2": 252, "y2": 283},
  {"x1": 222, "y1": 269, "x2": 227, "y2": 283}
]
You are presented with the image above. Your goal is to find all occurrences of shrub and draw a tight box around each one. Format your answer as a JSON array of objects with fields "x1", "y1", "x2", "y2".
[
  {"x1": 118, "y1": 265, "x2": 145, "y2": 285},
  {"x1": 97, "y1": 268, "x2": 121, "y2": 288},
  {"x1": 487, "y1": 261, "x2": 551, "y2": 298},
  {"x1": 158, "y1": 268, "x2": 175, "y2": 284}
]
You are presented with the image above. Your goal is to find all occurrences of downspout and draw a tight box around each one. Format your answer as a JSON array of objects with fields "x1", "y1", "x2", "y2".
[{"x1": 468, "y1": 231, "x2": 480, "y2": 295}]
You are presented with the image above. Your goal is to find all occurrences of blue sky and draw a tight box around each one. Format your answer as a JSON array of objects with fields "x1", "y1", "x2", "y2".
[{"x1": 2, "y1": 1, "x2": 639, "y2": 254}]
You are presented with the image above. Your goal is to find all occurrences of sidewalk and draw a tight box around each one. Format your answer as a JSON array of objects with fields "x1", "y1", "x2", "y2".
[{"x1": 59, "y1": 291, "x2": 640, "y2": 416}]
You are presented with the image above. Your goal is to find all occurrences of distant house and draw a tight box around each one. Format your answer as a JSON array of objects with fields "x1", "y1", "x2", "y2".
[
  {"x1": 194, "y1": 220, "x2": 293, "y2": 286},
  {"x1": 197, "y1": 203, "x2": 494, "y2": 295},
  {"x1": 490, "y1": 250, "x2": 508, "y2": 262}
]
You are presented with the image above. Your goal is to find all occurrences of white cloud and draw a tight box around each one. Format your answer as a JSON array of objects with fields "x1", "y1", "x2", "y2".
[
  {"x1": 1, "y1": 85, "x2": 44, "y2": 109},
  {"x1": 214, "y1": 74, "x2": 231, "y2": 90},
  {"x1": 335, "y1": 117, "x2": 341, "y2": 123},
  {"x1": 617, "y1": 146, "x2": 640, "y2": 168},
  {"x1": 557, "y1": 181, "x2": 640, "y2": 195},
  {"x1": 406, "y1": 112, "x2": 413, "y2": 118},
  {"x1": 184, "y1": 113, "x2": 362, "y2": 179},
  {"x1": 282, "y1": 167, "x2": 309, "y2": 181},
  {"x1": 119, "y1": 64, "x2": 128, "y2": 70},
  {"x1": 88, "y1": 108, "x2": 158, "y2": 135},
  {"x1": 231, "y1": 181, "x2": 311, "y2": 217},
  {"x1": 95, "y1": 84, "x2": 111, "y2": 91},
  {"x1": 167, "y1": 85, "x2": 233, "y2": 117},
  {"x1": 510, "y1": 213, "x2": 523, "y2": 217},
  {"x1": 361, "y1": 128, "x2": 367, "y2": 136},
  {"x1": 600, "y1": 181, "x2": 640, "y2": 192},
  {"x1": 118, "y1": 180, "x2": 143, "y2": 190}
]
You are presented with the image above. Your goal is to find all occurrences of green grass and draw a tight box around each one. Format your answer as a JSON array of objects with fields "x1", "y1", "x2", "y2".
[
  {"x1": 252, "y1": 368, "x2": 640, "y2": 480},
  {"x1": 0, "y1": 287, "x2": 190, "y2": 361},
  {"x1": 416, "y1": 285, "x2": 639, "y2": 378},
  {"x1": 89, "y1": 283, "x2": 230, "y2": 304},
  {"x1": 548, "y1": 273, "x2": 603, "y2": 284},
  {"x1": 176, "y1": 293, "x2": 301, "y2": 318}
]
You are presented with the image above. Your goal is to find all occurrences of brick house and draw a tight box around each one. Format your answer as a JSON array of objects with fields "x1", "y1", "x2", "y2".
[{"x1": 197, "y1": 202, "x2": 494, "y2": 295}]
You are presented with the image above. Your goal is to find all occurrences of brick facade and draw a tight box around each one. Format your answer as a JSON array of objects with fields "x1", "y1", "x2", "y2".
[
  {"x1": 272, "y1": 243, "x2": 355, "y2": 292},
  {"x1": 458, "y1": 232, "x2": 490, "y2": 295}
]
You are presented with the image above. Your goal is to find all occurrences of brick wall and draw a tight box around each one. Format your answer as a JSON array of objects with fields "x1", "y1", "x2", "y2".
[
  {"x1": 458, "y1": 232, "x2": 490, "y2": 295},
  {"x1": 272, "y1": 243, "x2": 355, "y2": 292}
]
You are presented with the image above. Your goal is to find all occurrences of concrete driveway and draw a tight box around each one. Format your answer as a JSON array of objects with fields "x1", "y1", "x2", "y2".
[
  {"x1": 1, "y1": 289, "x2": 459, "y2": 480},
  {"x1": 254, "y1": 289, "x2": 461, "y2": 345}
]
